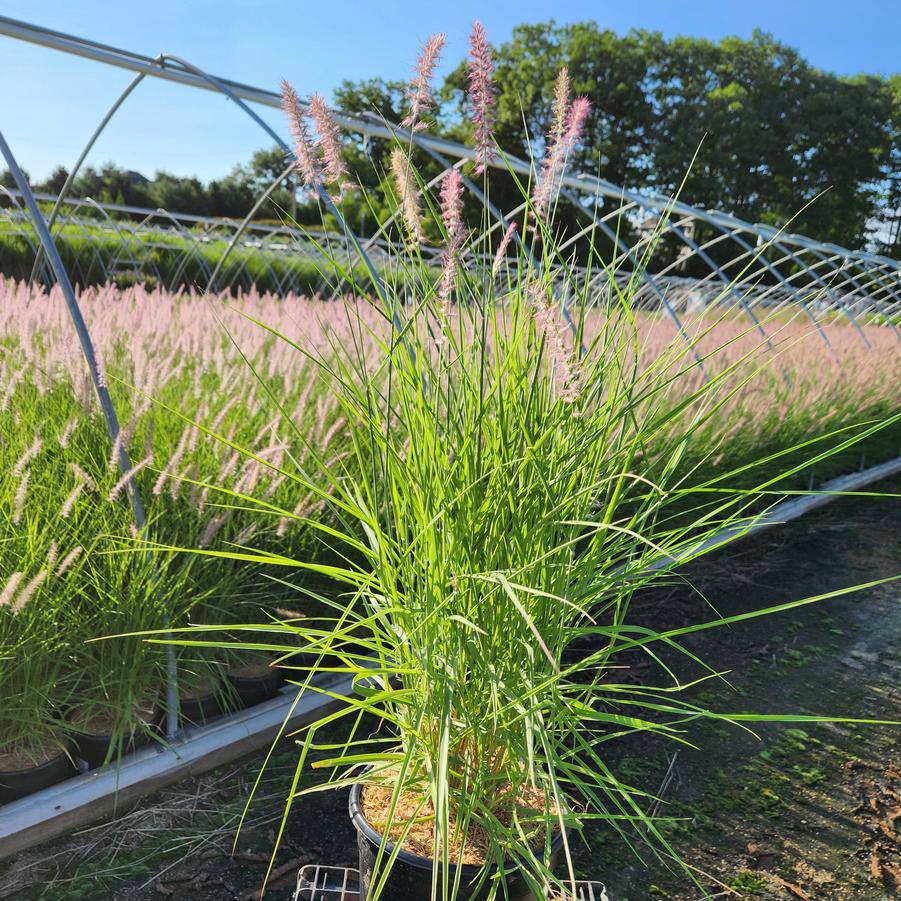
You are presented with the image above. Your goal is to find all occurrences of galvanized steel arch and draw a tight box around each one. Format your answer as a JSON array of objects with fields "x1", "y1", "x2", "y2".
[{"x1": 0, "y1": 13, "x2": 898, "y2": 353}]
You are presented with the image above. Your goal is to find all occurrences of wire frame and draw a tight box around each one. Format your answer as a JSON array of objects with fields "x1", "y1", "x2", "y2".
[
  {"x1": 0, "y1": 12, "x2": 897, "y2": 362},
  {"x1": 295, "y1": 865, "x2": 362, "y2": 901},
  {"x1": 294, "y1": 866, "x2": 610, "y2": 901}
]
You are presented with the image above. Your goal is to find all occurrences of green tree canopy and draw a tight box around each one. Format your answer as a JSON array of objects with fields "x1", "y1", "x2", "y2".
[
  {"x1": 435, "y1": 23, "x2": 897, "y2": 252},
  {"x1": 3, "y1": 25, "x2": 897, "y2": 255}
]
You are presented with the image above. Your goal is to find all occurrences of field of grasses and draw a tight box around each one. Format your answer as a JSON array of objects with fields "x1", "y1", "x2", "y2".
[
  {"x1": 1, "y1": 26, "x2": 900, "y2": 899},
  {"x1": 1, "y1": 274, "x2": 898, "y2": 773},
  {"x1": 0, "y1": 218, "x2": 335, "y2": 295}
]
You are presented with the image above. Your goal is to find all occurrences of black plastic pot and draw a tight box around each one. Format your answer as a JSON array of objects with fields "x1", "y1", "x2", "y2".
[
  {"x1": 72, "y1": 710, "x2": 162, "y2": 770},
  {"x1": 226, "y1": 666, "x2": 285, "y2": 708},
  {"x1": 73, "y1": 729, "x2": 152, "y2": 770},
  {"x1": 179, "y1": 690, "x2": 224, "y2": 726},
  {"x1": 349, "y1": 782, "x2": 565, "y2": 901},
  {"x1": 0, "y1": 749, "x2": 78, "y2": 805}
]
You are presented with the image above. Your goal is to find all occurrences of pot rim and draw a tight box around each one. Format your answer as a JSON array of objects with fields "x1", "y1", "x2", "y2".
[
  {"x1": 0, "y1": 748, "x2": 72, "y2": 778},
  {"x1": 226, "y1": 669, "x2": 285, "y2": 684},
  {"x1": 72, "y1": 720, "x2": 161, "y2": 742},
  {"x1": 69, "y1": 703, "x2": 164, "y2": 739},
  {"x1": 348, "y1": 780, "x2": 566, "y2": 875}
]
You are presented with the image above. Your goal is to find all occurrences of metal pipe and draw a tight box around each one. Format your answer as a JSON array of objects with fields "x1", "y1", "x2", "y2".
[
  {"x1": 557, "y1": 185, "x2": 708, "y2": 375},
  {"x1": 629, "y1": 201, "x2": 779, "y2": 356},
  {"x1": 2, "y1": 13, "x2": 897, "y2": 281},
  {"x1": 29, "y1": 68, "x2": 150, "y2": 286},
  {"x1": 153, "y1": 53, "x2": 410, "y2": 352},
  {"x1": 0, "y1": 127, "x2": 181, "y2": 741},
  {"x1": 206, "y1": 160, "x2": 296, "y2": 293}
]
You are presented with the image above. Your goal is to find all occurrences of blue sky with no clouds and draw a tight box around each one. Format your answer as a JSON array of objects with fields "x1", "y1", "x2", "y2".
[{"x1": 1, "y1": 0, "x2": 897, "y2": 183}]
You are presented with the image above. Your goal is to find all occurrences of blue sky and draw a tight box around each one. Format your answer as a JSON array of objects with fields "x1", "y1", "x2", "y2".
[{"x1": 1, "y1": 0, "x2": 898, "y2": 183}]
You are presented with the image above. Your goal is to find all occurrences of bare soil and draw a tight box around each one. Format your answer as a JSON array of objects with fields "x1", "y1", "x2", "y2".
[
  {"x1": 0, "y1": 740, "x2": 67, "y2": 773},
  {"x1": 576, "y1": 477, "x2": 901, "y2": 899},
  {"x1": 2, "y1": 478, "x2": 899, "y2": 900},
  {"x1": 69, "y1": 700, "x2": 159, "y2": 737}
]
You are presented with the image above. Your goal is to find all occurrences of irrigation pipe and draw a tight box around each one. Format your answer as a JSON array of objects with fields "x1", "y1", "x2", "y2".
[{"x1": 647, "y1": 453, "x2": 901, "y2": 571}]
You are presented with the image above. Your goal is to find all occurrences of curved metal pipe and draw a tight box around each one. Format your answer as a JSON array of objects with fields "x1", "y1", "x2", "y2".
[
  {"x1": 156, "y1": 54, "x2": 409, "y2": 351},
  {"x1": 85, "y1": 196, "x2": 158, "y2": 287},
  {"x1": 3, "y1": 13, "x2": 898, "y2": 285},
  {"x1": 206, "y1": 160, "x2": 296, "y2": 293},
  {"x1": 29, "y1": 67, "x2": 151, "y2": 285},
  {"x1": 629, "y1": 201, "x2": 778, "y2": 356},
  {"x1": 0, "y1": 127, "x2": 180, "y2": 742},
  {"x1": 699, "y1": 214, "x2": 838, "y2": 358},
  {"x1": 557, "y1": 185, "x2": 708, "y2": 376},
  {"x1": 752, "y1": 224, "x2": 871, "y2": 349}
]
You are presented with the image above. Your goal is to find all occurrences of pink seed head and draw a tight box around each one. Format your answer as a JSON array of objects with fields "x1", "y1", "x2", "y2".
[
  {"x1": 13, "y1": 437, "x2": 41, "y2": 478},
  {"x1": 564, "y1": 96, "x2": 591, "y2": 153},
  {"x1": 108, "y1": 454, "x2": 153, "y2": 503},
  {"x1": 281, "y1": 79, "x2": 323, "y2": 187},
  {"x1": 308, "y1": 93, "x2": 350, "y2": 193},
  {"x1": 12, "y1": 570, "x2": 47, "y2": 613},
  {"x1": 438, "y1": 169, "x2": 465, "y2": 305},
  {"x1": 55, "y1": 546, "x2": 83, "y2": 577},
  {"x1": 0, "y1": 572, "x2": 24, "y2": 609},
  {"x1": 492, "y1": 222, "x2": 518, "y2": 276},
  {"x1": 13, "y1": 470, "x2": 30, "y2": 526},
  {"x1": 402, "y1": 33, "x2": 446, "y2": 131},
  {"x1": 550, "y1": 67, "x2": 571, "y2": 145},
  {"x1": 532, "y1": 69, "x2": 591, "y2": 221},
  {"x1": 390, "y1": 148, "x2": 425, "y2": 244},
  {"x1": 467, "y1": 21, "x2": 497, "y2": 175}
]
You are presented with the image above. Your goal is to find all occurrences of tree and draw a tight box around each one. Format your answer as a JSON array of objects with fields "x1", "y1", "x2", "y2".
[
  {"x1": 432, "y1": 22, "x2": 898, "y2": 251},
  {"x1": 35, "y1": 166, "x2": 69, "y2": 195},
  {"x1": 442, "y1": 22, "x2": 658, "y2": 191},
  {"x1": 647, "y1": 30, "x2": 894, "y2": 248},
  {"x1": 871, "y1": 74, "x2": 901, "y2": 258},
  {"x1": 0, "y1": 168, "x2": 28, "y2": 190},
  {"x1": 148, "y1": 173, "x2": 209, "y2": 216}
]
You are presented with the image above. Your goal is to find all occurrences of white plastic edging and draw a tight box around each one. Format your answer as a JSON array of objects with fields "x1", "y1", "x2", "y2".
[
  {"x1": 649, "y1": 454, "x2": 901, "y2": 572},
  {"x1": 0, "y1": 673, "x2": 353, "y2": 861}
]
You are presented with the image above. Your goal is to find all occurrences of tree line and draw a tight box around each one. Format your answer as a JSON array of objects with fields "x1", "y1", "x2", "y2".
[
  {"x1": 0, "y1": 146, "x2": 315, "y2": 224},
  {"x1": 2, "y1": 24, "x2": 898, "y2": 256},
  {"x1": 338, "y1": 24, "x2": 900, "y2": 256}
]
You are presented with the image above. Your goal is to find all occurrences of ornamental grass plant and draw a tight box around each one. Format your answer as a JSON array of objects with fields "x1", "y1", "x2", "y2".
[
  {"x1": 134, "y1": 23, "x2": 900, "y2": 900},
  {"x1": 1, "y1": 286, "x2": 895, "y2": 769},
  {"x1": 0, "y1": 17, "x2": 896, "y2": 896},
  {"x1": 0, "y1": 284, "x2": 353, "y2": 760}
]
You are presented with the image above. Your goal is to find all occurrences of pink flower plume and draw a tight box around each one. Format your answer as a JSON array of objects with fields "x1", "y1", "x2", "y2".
[
  {"x1": 467, "y1": 22, "x2": 497, "y2": 175},
  {"x1": 390, "y1": 148, "x2": 425, "y2": 244},
  {"x1": 309, "y1": 93, "x2": 350, "y2": 192},
  {"x1": 402, "y1": 33, "x2": 446, "y2": 131},
  {"x1": 438, "y1": 169, "x2": 465, "y2": 306},
  {"x1": 532, "y1": 68, "x2": 591, "y2": 220},
  {"x1": 492, "y1": 221, "x2": 518, "y2": 276},
  {"x1": 281, "y1": 79, "x2": 322, "y2": 187}
]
